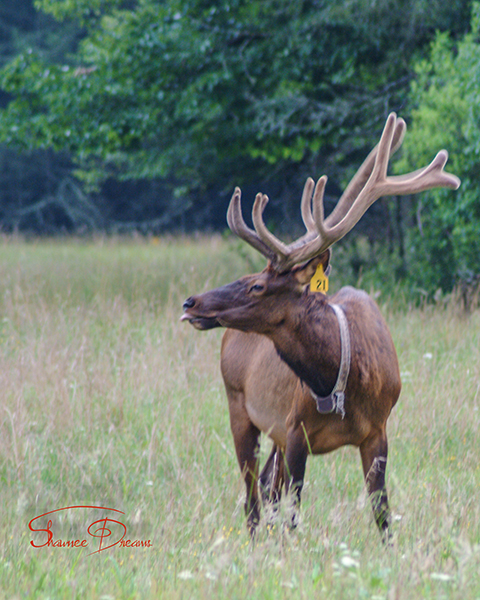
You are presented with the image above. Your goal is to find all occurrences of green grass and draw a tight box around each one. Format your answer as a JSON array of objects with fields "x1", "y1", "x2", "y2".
[{"x1": 0, "y1": 236, "x2": 479, "y2": 599}]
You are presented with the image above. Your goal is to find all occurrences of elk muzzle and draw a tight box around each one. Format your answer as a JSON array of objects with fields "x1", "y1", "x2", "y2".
[{"x1": 180, "y1": 296, "x2": 222, "y2": 330}]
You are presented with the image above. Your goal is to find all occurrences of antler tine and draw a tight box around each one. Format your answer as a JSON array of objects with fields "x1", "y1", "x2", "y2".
[
  {"x1": 373, "y1": 112, "x2": 398, "y2": 182},
  {"x1": 285, "y1": 175, "x2": 331, "y2": 265},
  {"x1": 311, "y1": 175, "x2": 331, "y2": 246},
  {"x1": 251, "y1": 193, "x2": 291, "y2": 264},
  {"x1": 283, "y1": 177, "x2": 321, "y2": 255},
  {"x1": 300, "y1": 177, "x2": 316, "y2": 234},
  {"x1": 226, "y1": 187, "x2": 276, "y2": 261},
  {"x1": 325, "y1": 114, "x2": 406, "y2": 228},
  {"x1": 378, "y1": 149, "x2": 460, "y2": 192}
]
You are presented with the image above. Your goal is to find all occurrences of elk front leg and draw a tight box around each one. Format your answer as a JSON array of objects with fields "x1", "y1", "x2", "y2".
[
  {"x1": 359, "y1": 430, "x2": 391, "y2": 541},
  {"x1": 227, "y1": 393, "x2": 261, "y2": 535},
  {"x1": 284, "y1": 426, "x2": 309, "y2": 528}
]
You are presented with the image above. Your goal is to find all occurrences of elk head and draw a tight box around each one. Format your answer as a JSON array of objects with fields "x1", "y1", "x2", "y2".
[{"x1": 181, "y1": 113, "x2": 460, "y2": 332}]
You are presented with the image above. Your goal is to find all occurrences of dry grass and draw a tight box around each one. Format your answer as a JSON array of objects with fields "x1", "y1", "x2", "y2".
[{"x1": 0, "y1": 236, "x2": 479, "y2": 599}]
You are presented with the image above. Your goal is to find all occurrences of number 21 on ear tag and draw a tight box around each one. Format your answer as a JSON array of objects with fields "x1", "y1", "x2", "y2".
[{"x1": 310, "y1": 263, "x2": 329, "y2": 293}]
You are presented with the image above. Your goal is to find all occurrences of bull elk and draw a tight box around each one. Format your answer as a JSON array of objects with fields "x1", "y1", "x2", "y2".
[{"x1": 181, "y1": 113, "x2": 460, "y2": 539}]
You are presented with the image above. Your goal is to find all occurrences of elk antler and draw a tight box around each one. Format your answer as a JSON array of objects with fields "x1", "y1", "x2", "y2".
[{"x1": 227, "y1": 113, "x2": 461, "y2": 272}]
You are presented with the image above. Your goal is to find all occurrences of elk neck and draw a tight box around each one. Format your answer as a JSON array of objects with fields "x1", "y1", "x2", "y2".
[{"x1": 267, "y1": 291, "x2": 343, "y2": 399}]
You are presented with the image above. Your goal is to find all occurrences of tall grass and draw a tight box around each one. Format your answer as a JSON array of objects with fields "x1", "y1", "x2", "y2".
[{"x1": 0, "y1": 236, "x2": 479, "y2": 599}]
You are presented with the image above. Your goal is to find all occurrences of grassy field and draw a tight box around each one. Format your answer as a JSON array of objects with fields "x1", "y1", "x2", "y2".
[{"x1": 0, "y1": 236, "x2": 479, "y2": 599}]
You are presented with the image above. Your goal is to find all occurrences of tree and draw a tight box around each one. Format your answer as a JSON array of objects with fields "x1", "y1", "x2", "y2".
[
  {"x1": 0, "y1": 0, "x2": 95, "y2": 233},
  {"x1": 0, "y1": 0, "x2": 473, "y2": 238},
  {"x1": 397, "y1": 2, "x2": 480, "y2": 296},
  {"x1": 0, "y1": 1, "x2": 472, "y2": 185}
]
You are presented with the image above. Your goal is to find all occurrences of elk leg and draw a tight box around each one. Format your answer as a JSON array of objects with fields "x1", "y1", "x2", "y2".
[
  {"x1": 259, "y1": 444, "x2": 284, "y2": 505},
  {"x1": 228, "y1": 395, "x2": 261, "y2": 535},
  {"x1": 359, "y1": 431, "x2": 391, "y2": 541},
  {"x1": 284, "y1": 427, "x2": 309, "y2": 528}
]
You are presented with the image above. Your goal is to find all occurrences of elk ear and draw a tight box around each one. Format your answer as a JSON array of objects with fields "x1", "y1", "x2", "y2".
[{"x1": 293, "y1": 249, "x2": 332, "y2": 286}]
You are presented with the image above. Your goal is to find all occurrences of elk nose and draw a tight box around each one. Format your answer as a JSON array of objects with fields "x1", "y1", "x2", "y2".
[{"x1": 183, "y1": 297, "x2": 196, "y2": 311}]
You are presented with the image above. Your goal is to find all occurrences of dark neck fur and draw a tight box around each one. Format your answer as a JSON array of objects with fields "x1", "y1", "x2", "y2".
[{"x1": 270, "y1": 294, "x2": 340, "y2": 398}]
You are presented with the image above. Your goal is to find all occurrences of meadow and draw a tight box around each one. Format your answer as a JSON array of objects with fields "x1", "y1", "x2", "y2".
[{"x1": 0, "y1": 235, "x2": 479, "y2": 599}]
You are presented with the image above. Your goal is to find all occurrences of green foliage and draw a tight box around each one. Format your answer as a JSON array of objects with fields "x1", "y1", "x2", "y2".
[
  {"x1": 0, "y1": 0, "x2": 96, "y2": 233},
  {"x1": 0, "y1": 0, "x2": 473, "y2": 194},
  {"x1": 398, "y1": 3, "x2": 480, "y2": 294},
  {"x1": 35, "y1": 0, "x2": 127, "y2": 24}
]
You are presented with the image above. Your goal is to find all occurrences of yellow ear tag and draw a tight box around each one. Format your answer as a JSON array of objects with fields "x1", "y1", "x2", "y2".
[{"x1": 310, "y1": 263, "x2": 329, "y2": 293}]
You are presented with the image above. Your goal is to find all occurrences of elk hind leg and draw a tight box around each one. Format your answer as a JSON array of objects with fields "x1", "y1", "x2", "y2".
[
  {"x1": 259, "y1": 444, "x2": 285, "y2": 520},
  {"x1": 359, "y1": 430, "x2": 391, "y2": 541}
]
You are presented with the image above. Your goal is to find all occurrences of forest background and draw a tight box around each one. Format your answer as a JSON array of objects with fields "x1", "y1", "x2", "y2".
[{"x1": 1, "y1": 0, "x2": 480, "y2": 299}]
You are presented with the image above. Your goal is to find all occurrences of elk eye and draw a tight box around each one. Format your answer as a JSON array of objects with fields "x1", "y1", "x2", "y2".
[{"x1": 249, "y1": 283, "x2": 266, "y2": 294}]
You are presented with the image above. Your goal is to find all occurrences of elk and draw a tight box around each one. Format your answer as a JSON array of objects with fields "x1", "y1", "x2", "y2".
[{"x1": 181, "y1": 113, "x2": 460, "y2": 539}]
